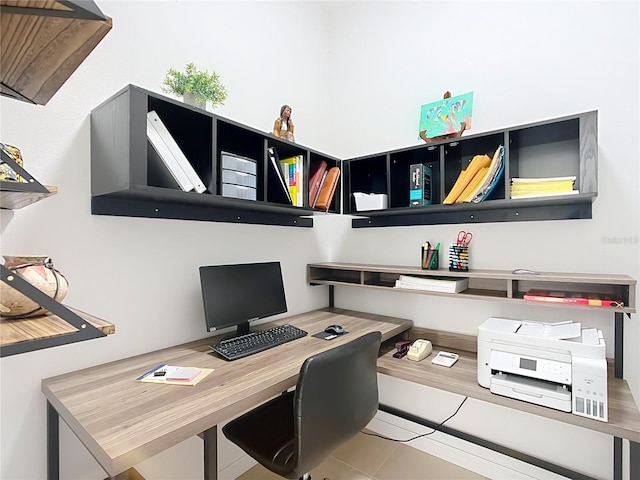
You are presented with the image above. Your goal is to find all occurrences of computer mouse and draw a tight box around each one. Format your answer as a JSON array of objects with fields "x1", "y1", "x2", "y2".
[
  {"x1": 324, "y1": 325, "x2": 345, "y2": 335},
  {"x1": 512, "y1": 268, "x2": 539, "y2": 275}
]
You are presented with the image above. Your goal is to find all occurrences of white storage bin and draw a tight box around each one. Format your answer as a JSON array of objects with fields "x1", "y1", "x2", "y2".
[
  {"x1": 221, "y1": 169, "x2": 257, "y2": 188},
  {"x1": 222, "y1": 183, "x2": 257, "y2": 201},
  {"x1": 353, "y1": 192, "x2": 388, "y2": 211},
  {"x1": 220, "y1": 152, "x2": 257, "y2": 175}
]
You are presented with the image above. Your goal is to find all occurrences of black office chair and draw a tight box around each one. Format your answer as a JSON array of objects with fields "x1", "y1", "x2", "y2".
[{"x1": 222, "y1": 331, "x2": 382, "y2": 480}]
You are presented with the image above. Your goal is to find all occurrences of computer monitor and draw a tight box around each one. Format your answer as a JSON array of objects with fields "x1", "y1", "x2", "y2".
[{"x1": 199, "y1": 261, "x2": 288, "y2": 338}]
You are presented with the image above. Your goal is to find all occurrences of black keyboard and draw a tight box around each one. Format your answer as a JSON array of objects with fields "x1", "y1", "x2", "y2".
[{"x1": 209, "y1": 324, "x2": 308, "y2": 361}]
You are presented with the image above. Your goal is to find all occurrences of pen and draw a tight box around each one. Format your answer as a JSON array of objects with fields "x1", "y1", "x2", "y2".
[
  {"x1": 136, "y1": 364, "x2": 166, "y2": 380},
  {"x1": 424, "y1": 248, "x2": 434, "y2": 269},
  {"x1": 422, "y1": 241, "x2": 430, "y2": 268},
  {"x1": 429, "y1": 243, "x2": 440, "y2": 269}
]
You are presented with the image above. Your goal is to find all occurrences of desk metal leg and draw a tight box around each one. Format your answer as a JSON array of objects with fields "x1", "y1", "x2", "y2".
[
  {"x1": 631, "y1": 440, "x2": 639, "y2": 480},
  {"x1": 47, "y1": 401, "x2": 59, "y2": 480},
  {"x1": 614, "y1": 312, "x2": 623, "y2": 379},
  {"x1": 203, "y1": 426, "x2": 217, "y2": 480},
  {"x1": 614, "y1": 437, "x2": 622, "y2": 480}
]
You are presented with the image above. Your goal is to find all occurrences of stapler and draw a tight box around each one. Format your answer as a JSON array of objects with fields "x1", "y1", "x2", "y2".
[{"x1": 393, "y1": 340, "x2": 412, "y2": 358}]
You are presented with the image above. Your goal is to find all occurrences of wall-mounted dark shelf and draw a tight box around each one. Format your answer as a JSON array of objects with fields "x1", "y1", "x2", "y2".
[
  {"x1": 344, "y1": 111, "x2": 598, "y2": 228},
  {"x1": 90, "y1": 84, "x2": 341, "y2": 227},
  {"x1": 351, "y1": 192, "x2": 596, "y2": 228}
]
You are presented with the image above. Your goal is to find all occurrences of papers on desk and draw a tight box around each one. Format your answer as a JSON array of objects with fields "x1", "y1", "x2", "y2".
[
  {"x1": 516, "y1": 321, "x2": 581, "y2": 340},
  {"x1": 394, "y1": 275, "x2": 469, "y2": 294},
  {"x1": 136, "y1": 364, "x2": 214, "y2": 386}
]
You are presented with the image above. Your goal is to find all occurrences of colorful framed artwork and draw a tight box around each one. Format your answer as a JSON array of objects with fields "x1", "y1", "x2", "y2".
[{"x1": 418, "y1": 92, "x2": 474, "y2": 139}]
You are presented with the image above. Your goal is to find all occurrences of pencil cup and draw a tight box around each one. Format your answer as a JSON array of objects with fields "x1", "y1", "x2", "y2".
[
  {"x1": 449, "y1": 243, "x2": 469, "y2": 272},
  {"x1": 421, "y1": 246, "x2": 439, "y2": 270}
]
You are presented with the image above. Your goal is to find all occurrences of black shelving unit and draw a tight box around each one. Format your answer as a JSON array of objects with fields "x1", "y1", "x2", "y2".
[
  {"x1": 343, "y1": 111, "x2": 598, "y2": 227},
  {"x1": 90, "y1": 84, "x2": 341, "y2": 227}
]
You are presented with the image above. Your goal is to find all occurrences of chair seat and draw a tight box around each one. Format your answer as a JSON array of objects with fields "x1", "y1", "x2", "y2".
[
  {"x1": 223, "y1": 332, "x2": 382, "y2": 480},
  {"x1": 223, "y1": 391, "x2": 297, "y2": 478}
]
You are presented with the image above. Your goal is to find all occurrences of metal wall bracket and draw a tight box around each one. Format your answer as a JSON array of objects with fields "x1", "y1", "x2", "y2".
[
  {"x1": 0, "y1": 1, "x2": 107, "y2": 21},
  {"x1": 0, "y1": 264, "x2": 106, "y2": 357},
  {"x1": 0, "y1": 149, "x2": 49, "y2": 194}
]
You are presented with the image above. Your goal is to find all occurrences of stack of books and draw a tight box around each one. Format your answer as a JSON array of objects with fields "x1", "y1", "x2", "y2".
[
  {"x1": 523, "y1": 289, "x2": 623, "y2": 308},
  {"x1": 443, "y1": 145, "x2": 504, "y2": 204},
  {"x1": 510, "y1": 176, "x2": 578, "y2": 199},
  {"x1": 394, "y1": 275, "x2": 469, "y2": 293},
  {"x1": 279, "y1": 154, "x2": 304, "y2": 206}
]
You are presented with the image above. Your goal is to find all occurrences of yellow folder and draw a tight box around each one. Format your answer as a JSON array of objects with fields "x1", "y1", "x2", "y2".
[
  {"x1": 443, "y1": 154, "x2": 491, "y2": 204},
  {"x1": 457, "y1": 166, "x2": 489, "y2": 203}
]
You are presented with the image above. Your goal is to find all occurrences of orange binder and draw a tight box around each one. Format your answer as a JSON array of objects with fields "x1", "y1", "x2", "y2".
[{"x1": 315, "y1": 167, "x2": 340, "y2": 212}]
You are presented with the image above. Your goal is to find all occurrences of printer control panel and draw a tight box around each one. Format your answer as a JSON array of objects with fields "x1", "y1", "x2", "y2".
[{"x1": 490, "y1": 351, "x2": 571, "y2": 385}]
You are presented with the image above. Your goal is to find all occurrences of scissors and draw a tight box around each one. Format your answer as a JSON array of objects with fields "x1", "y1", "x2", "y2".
[{"x1": 457, "y1": 230, "x2": 473, "y2": 246}]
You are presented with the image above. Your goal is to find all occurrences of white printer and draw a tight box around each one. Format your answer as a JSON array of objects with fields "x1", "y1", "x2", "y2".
[{"x1": 478, "y1": 317, "x2": 608, "y2": 422}]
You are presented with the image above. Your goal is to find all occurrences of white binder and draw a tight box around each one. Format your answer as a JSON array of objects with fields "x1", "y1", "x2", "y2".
[
  {"x1": 146, "y1": 117, "x2": 194, "y2": 192},
  {"x1": 147, "y1": 110, "x2": 206, "y2": 193}
]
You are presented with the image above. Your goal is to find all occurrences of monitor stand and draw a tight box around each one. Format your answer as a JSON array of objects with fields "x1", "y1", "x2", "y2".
[
  {"x1": 236, "y1": 321, "x2": 250, "y2": 337},
  {"x1": 220, "y1": 319, "x2": 254, "y2": 342}
]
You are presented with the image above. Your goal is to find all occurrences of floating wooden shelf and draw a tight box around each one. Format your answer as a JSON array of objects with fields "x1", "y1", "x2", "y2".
[
  {"x1": 0, "y1": 184, "x2": 57, "y2": 210},
  {"x1": 308, "y1": 262, "x2": 636, "y2": 379},
  {"x1": 308, "y1": 262, "x2": 636, "y2": 314},
  {"x1": 1, "y1": 157, "x2": 115, "y2": 356},
  {"x1": 0, "y1": 0, "x2": 112, "y2": 105},
  {"x1": 0, "y1": 307, "x2": 115, "y2": 352}
]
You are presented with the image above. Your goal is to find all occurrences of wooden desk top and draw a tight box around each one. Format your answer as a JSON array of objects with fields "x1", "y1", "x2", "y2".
[
  {"x1": 41, "y1": 308, "x2": 411, "y2": 477},
  {"x1": 378, "y1": 342, "x2": 640, "y2": 443}
]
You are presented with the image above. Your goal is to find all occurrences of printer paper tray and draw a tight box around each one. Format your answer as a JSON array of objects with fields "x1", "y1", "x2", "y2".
[{"x1": 490, "y1": 372, "x2": 571, "y2": 412}]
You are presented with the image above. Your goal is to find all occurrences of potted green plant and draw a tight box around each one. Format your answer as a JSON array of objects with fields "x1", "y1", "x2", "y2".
[{"x1": 161, "y1": 62, "x2": 228, "y2": 109}]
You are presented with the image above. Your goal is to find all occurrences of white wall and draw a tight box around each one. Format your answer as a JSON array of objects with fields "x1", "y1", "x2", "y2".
[
  {"x1": 0, "y1": 2, "x2": 335, "y2": 479},
  {"x1": 0, "y1": 1, "x2": 638, "y2": 479},
  {"x1": 327, "y1": 1, "x2": 639, "y2": 479}
]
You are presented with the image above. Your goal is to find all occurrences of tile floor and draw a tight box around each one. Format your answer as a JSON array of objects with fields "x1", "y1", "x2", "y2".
[{"x1": 236, "y1": 430, "x2": 487, "y2": 480}]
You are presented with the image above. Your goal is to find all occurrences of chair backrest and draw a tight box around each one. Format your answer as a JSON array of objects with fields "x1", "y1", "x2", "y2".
[{"x1": 292, "y1": 331, "x2": 382, "y2": 477}]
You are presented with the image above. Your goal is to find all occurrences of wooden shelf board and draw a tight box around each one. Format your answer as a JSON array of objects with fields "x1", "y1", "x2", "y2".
[
  {"x1": 0, "y1": 306, "x2": 114, "y2": 347},
  {"x1": 308, "y1": 263, "x2": 637, "y2": 313},
  {"x1": 0, "y1": 185, "x2": 57, "y2": 210}
]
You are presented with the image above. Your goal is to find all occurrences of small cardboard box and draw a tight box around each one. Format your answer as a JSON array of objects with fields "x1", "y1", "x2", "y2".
[{"x1": 409, "y1": 163, "x2": 432, "y2": 206}]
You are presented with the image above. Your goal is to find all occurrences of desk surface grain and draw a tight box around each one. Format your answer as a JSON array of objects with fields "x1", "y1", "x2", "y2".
[
  {"x1": 378, "y1": 343, "x2": 640, "y2": 443},
  {"x1": 41, "y1": 308, "x2": 411, "y2": 476}
]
